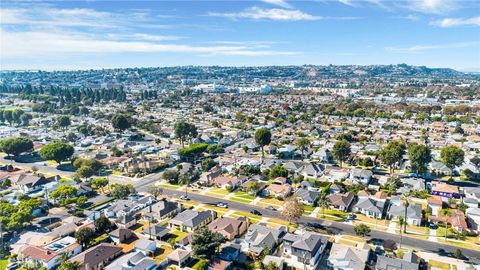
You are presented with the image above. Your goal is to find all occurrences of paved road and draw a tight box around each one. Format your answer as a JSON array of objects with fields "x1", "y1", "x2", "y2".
[{"x1": 136, "y1": 183, "x2": 480, "y2": 263}]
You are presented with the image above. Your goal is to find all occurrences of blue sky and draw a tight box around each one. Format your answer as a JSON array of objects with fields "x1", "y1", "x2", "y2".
[{"x1": 1, "y1": 0, "x2": 479, "y2": 71}]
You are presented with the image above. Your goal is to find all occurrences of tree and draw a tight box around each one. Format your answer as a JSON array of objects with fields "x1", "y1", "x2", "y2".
[
  {"x1": 75, "y1": 227, "x2": 94, "y2": 248},
  {"x1": 254, "y1": 127, "x2": 271, "y2": 163},
  {"x1": 264, "y1": 262, "x2": 280, "y2": 270},
  {"x1": 281, "y1": 195, "x2": 304, "y2": 224},
  {"x1": 379, "y1": 141, "x2": 406, "y2": 175},
  {"x1": 49, "y1": 185, "x2": 77, "y2": 205},
  {"x1": 76, "y1": 166, "x2": 94, "y2": 179},
  {"x1": 91, "y1": 178, "x2": 109, "y2": 193},
  {"x1": 332, "y1": 140, "x2": 351, "y2": 167},
  {"x1": 163, "y1": 169, "x2": 180, "y2": 184},
  {"x1": 191, "y1": 227, "x2": 226, "y2": 258},
  {"x1": 174, "y1": 121, "x2": 197, "y2": 147},
  {"x1": 73, "y1": 158, "x2": 104, "y2": 172},
  {"x1": 110, "y1": 183, "x2": 135, "y2": 199},
  {"x1": 398, "y1": 216, "x2": 405, "y2": 248},
  {"x1": 440, "y1": 146, "x2": 465, "y2": 179},
  {"x1": 56, "y1": 115, "x2": 71, "y2": 130},
  {"x1": 178, "y1": 143, "x2": 208, "y2": 162},
  {"x1": 0, "y1": 137, "x2": 34, "y2": 158},
  {"x1": 57, "y1": 260, "x2": 80, "y2": 270},
  {"x1": 20, "y1": 113, "x2": 32, "y2": 126},
  {"x1": 408, "y1": 143, "x2": 432, "y2": 178},
  {"x1": 149, "y1": 186, "x2": 164, "y2": 200},
  {"x1": 201, "y1": 158, "x2": 218, "y2": 171},
  {"x1": 295, "y1": 138, "x2": 310, "y2": 160},
  {"x1": 268, "y1": 165, "x2": 288, "y2": 179},
  {"x1": 95, "y1": 215, "x2": 111, "y2": 233},
  {"x1": 111, "y1": 113, "x2": 131, "y2": 131},
  {"x1": 318, "y1": 192, "x2": 330, "y2": 218},
  {"x1": 39, "y1": 142, "x2": 74, "y2": 164},
  {"x1": 354, "y1": 224, "x2": 371, "y2": 237}
]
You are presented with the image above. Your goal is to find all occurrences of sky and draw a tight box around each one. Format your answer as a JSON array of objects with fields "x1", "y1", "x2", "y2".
[{"x1": 1, "y1": 0, "x2": 479, "y2": 71}]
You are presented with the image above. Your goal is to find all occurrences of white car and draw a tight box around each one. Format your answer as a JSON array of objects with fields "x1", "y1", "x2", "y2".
[{"x1": 216, "y1": 202, "x2": 228, "y2": 208}]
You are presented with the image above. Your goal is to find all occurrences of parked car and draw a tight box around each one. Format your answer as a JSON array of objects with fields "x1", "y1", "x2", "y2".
[
  {"x1": 265, "y1": 206, "x2": 276, "y2": 211},
  {"x1": 250, "y1": 209, "x2": 262, "y2": 216},
  {"x1": 429, "y1": 223, "x2": 438, "y2": 229},
  {"x1": 180, "y1": 195, "x2": 190, "y2": 200}
]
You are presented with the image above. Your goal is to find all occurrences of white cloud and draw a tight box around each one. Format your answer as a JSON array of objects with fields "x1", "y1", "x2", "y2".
[
  {"x1": 0, "y1": 29, "x2": 299, "y2": 58},
  {"x1": 261, "y1": 0, "x2": 292, "y2": 9},
  {"x1": 431, "y1": 16, "x2": 480, "y2": 27},
  {"x1": 107, "y1": 33, "x2": 184, "y2": 41},
  {"x1": 385, "y1": 41, "x2": 479, "y2": 53},
  {"x1": 208, "y1": 7, "x2": 321, "y2": 21},
  {"x1": 338, "y1": 0, "x2": 356, "y2": 6},
  {"x1": 406, "y1": 0, "x2": 457, "y2": 14},
  {"x1": 397, "y1": 14, "x2": 421, "y2": 21}
]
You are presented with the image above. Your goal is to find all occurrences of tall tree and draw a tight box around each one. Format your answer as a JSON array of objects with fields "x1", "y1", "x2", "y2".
[
  {"x1": 174, "y1": 121, "x2": 197, "y2": 147},
  {"x1": 0, "y1": 137, "x2": 34, "y2": 158},
  {"x1": 408, "y1": 143, "x2": 432, "y2": 178},
  {"x1": 149, "y1": 186, "x2": 164, "y2": 200},
  {"x1": 332, "y1": 140, "x2": 351, "y2": 167},
  {"x1": 379, "y1": 141, "x2": 406, "y2": 175},
  {"x1": 111, "y1": 113, "x2": 131, "y2": 132},
  {"x1": 295, "y1": 137, "x2": 310, "y2": 160},
  {"x1": 191, "y1": 227, "x2": 226, "y2": 258},
  {"x1": 39, "y1": 142, "x2": 74, "y2": 164},
  {"x1": 75, "y1": 227, "x2": 94, "y2": 248},
  {"x1": 254, "y1": 127, "x2": 271, "y2": 163},
  {"x1": 281, "y1": 195, "x2": 304, "y2": 224},
  {"x1": 56, "y1": 115, "x2": 71, "y2": 130},
  {"x1": 440, "y1": 146, "x2": 465, "y2": 180}
]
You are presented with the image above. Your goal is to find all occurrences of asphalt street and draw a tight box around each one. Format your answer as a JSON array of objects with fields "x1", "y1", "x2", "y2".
[{"x1": 136, "y1": 182, "x2": 480, "y2": 263}]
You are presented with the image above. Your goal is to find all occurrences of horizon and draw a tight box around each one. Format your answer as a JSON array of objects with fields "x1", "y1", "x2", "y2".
[
  {"x1": 1, "y1": 0, "x2": 480, "y2": 72},
  {"x1": 0, "y1": 63, "x2": 476, "y2": 73}
]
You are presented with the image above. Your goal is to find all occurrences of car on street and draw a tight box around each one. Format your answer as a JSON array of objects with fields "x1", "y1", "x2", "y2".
[
  {"x1": 250, "y1": 209, "x2": 262, "y2": 216},
  {"x1": 180, "y1": 195, "x2": 190, "y2": 200},
  {"x1": 216, "y1": 202, "x2": 228, "y2": 208},
  {"x1": 265, "y1": 206, "x2": 276, "y2": 211}
]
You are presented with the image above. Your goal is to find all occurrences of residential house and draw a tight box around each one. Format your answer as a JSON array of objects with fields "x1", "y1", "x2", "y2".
[
  {"x1": 169, "y1": 209, "x2": 217, "y2": 232},
  {"x1": 430, "y1": 181, "x2": 460, "y2": 199},
  {"x1": 349, "y1": 168, "x2": 373, "y2": 185},
  {"x1": 213, "y1": 175, "x2": 247, "y2": 190},
  {"x1": 354, "y1": 193, "x2": 386, "y2": 219},
  {"x1": 328, "y1": 192, "x2": 355, "y2": 212},
  {"x1": 295, "y1": 181, "x2": 320, "y2": 206},
  {"x1": 69, "y1": 243, "x2": 123, "y2": 270},
  {"x1": 427, "y1": 196, "x2": 443, "y2": 216},
  {"x1": 300, "y1": 162, "x2": 323, "y2": 179},
  {"x1": 387, "y1": 197, "x2": 423, "y2": 226},
  {"x1": 448, "y1": 209, "x2": 469, "y2": 232},
  {"x1": 240, "y1": 179, "x2": 267, "y2": 195},
  {"x1": 115, "y1": 214, "x2": 137, "y2": 229},
  {"x1": 466, "y1": 208, "x2": 480, "y2": 233},
  {"x1": 282, "y1": 232, "x2": 328, "y2": 270},
  {"x1": 104, "y1": 200, "x2": 136, "y2": 218},
  {"x1": 134, "y1": 239, "x2": 157, "y2": 256},
  {"x1": 264, "y1": 183, "x2": 292, "y2": 199},
  {"x1": 244, "y1": 223, "x2": 286, "y2": 256},
  {"x1": 142, "y1": 225, "x2": 170, "y2": 240},
  {"x1": 398, "y1": 177, "x2": 425, "y2": 195},
  {"x1": 199, "y1": 166, "x2": 223, "y2": 186},
  {"x1": 375, "y1": 254, "x2": 419, "y2": 270},
  {"x1": 104, "y1": 251, "x2": 156, "y2": 270},
  {"x1": 142, "y1": 200, "x2": 182, "y2": 222},
  {"x1": 208, "y1": 216, "x2": 249, "y2": 240},
  {"x1": 167, "y1": 249, "x2": 192, "y2": 268},
  {"x1": 218, "y1": 243, "x2": 242, "y2": 261},
  {"x1": 11, "y1": 173, "x2": 58, "y2": 194},
  {"x1": 327, "y1": 243, "x2": 370, "y2": 270},
  {"x1": 109, "y1": 228, "x2": 134, "y2": 244},
  {"x1": 312, "y1": 148, "x2": 331, "y2": 163}
]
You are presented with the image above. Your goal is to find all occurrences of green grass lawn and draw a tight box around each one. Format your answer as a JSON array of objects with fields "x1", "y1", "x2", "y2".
[
  {"x1": 0, "y1": 260, "x2": 7, "y2": 270},
  {"x1": 232, "y1": 191, "x2": 256, "y2": 200},
  {"x1": 166, "y1": 230, "x2": 187, "y2": 242},
  {"x1": 230, "y1": 197, "x2": 253, "y2": 203}
]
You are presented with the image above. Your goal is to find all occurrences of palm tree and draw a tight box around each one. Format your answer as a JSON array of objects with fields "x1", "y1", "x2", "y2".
[
  {"x1": 441, "y1": 208, "x2": 453, "y2": 242},
  {"x1": 400, "y1": 192, "x2": 411, "y2": 233},
  {"x1": 318, "y1": 192, "x2": 331, "y2": 218},
  {"x1": 398, "y1": 216, "x2": 405, "y2": 248}
]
